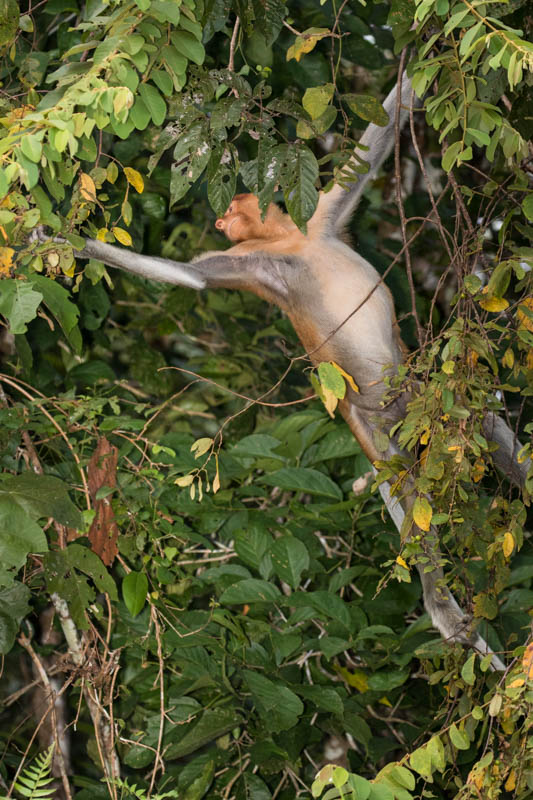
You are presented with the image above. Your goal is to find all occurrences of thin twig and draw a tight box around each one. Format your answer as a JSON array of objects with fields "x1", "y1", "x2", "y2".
[{"x1": 18, "y1": 634, "x2": 72, "y2": 800}]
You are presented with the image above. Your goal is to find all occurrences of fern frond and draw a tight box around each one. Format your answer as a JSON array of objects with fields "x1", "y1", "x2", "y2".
[{"x1": 14, "y1": 747, "x2": 55, "y2": 800}]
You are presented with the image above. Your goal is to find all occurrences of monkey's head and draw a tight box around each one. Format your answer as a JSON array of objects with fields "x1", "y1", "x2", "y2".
[{"x1": 215, "y1": 194, "x2": 285, "y2": 243}]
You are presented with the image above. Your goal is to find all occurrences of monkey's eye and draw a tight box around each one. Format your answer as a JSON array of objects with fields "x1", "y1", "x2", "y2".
[{"x1": 228, "y1": 204, "x2": 233, "y2": 214}]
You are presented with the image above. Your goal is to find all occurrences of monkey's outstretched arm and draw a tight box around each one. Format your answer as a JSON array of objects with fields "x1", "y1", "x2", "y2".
[
  {"x1": 77, "y1": 238, "x2": 289, "y2": 305},
  {"x1": 316, "y1": 73, "x2": 415, "y2": 235}
]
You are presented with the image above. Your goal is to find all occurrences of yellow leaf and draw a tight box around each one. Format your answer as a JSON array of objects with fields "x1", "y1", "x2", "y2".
[
  {"x1": 522, "y1": 642, "x2": 533, "y2": 679},
  {"x1": 331, "y1": 360, "x2": 359, "y2": 393},
  {"x1": 517, "y1": 297, "x2": 533, "y2": 332},
  {"x1": 322, "y1": 385, "x2": 338, "y2": 418},
  {"x1": 286, "y1": 28, "x2": 330, "y2": 62},
  {"x1": 420, "y1": 429, "x2": 430, "y2": 445},
  {"x1": 124, "y1": 167, "x2": 144, "y2": 194},
  {"x1": 504, "y1": 769, "x2": 516, "y2": 792},
  {"x1": 527, "y1": 350, "x2": 533, "y2": 370},
  {"x1": 378, "y1": 696, "x2": 392, "y2": 707},
  {"x1": 0, "y1": 246, "x2": 14, "y2": 274},
  {"x1": 413, "y1": 496, "x2": 432, "y2": 532},
  {"x1": 442, "y1": 360, "x2": 455, "y2": 374},
  {"x1": 336, "y1": 665, "x2": 368, "y2": 692},
  {"x1": 191, "y1": 437, "x2": 213, "y2": 458},
  {"x1": 478, "y1": 295, "x2": 509, "y2": 312},
  {"x1": 79, "y1": 172, "x2": 96, "y2": 202},
  {"x1": 502, "y1": 531, "x2": 514, "y2": 558},
  {"x1": 466, "y1": 349, "x2": 478, "y2": 368},
  {"x1": 107, "y1": 162, "x2": 118, "y2": 184},
  {"x1": 112, "y1": 227, "x2": 132, "y2": 246},
  {"x1": 472, "y1": 768, "x2": 485, "y2": 790},
  {"x1": 508, "y1": 677, "x2": 525, "y2": 688},
  {"x1": 396, "y1": 555, "x2": 408, "y2": 569},
  {"x1": 175, "y1": 475, "x2": 194, "y2": 487},
  {"x1": 502, "y1": 347, "x2": 514, "y2": 368},
  {"x1": 96, "y1": 228, "x2": 108, "y2": 241},
  {"x1": 472, "y1": 458, "x2": 485, "y2": 483},
  {"x1": 213, "y1": 470, "x2": 220, "y2": 494}
]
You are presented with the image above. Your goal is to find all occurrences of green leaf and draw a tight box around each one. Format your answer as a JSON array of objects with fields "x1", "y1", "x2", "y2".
[
  {"x1": 389, "y1": 766, "x2": 415, "y2": 790},
  {"x1": 427, "y1": 735, "x2": 446, "y2": 770},
  {"x1": 296, "y1": 685, "x2": 344, "y2": 716},
  {"x1": 444, "y1": 6, "x2": 471, "y2": 35},
  {"x1": 522, "y1": 193, "x2": 533, "y2": 221},
  {"x1": 261, "y1": 467, "x2": 342, "y2": 499},
  {"x1": 166, "y1": 707, "x2": 238, "y2": 759},
  {"x1": 270, "y1": 535, "x2": 309, "y2": 588},
  {"x1": 238, "y1": 774, "x2": 272, "y2": 800},
  {"x1": 0, "y1": 582, "x2": 31, "y2": 654},
  {"x1": 449, "y1": 723, "x2": 470, "y2": 750},
  {"x1": 0, "y1": 499, "x2": 48, "y2": 571},
  {"x1": 307, "y1": 590, "x2": 351, "y2": 628},
  {"x1": 151, "y1": 0, "x2": 181, "y2": 24},
  {"x1": 30, "y1": 275, "x2": 81, "y2": 352},
  {"x1": 461, "y1": 653, "x2": 476, "y2": 685},
  {"x1": 234, "y1": 527, "x2": 271, "y2": 569},
  {"x1": 151, "y1": 69, "x2": 173, "y2": 97},
  {"x1": 0, "y1": 611, "x2": 17, "y2": 656},
  {"x1": 302, "y1": 83, "x2": 334, "y2": 120},
  {"x1": 207, "y1": 144, "x2": 237, "y2": 217},
  {"x1": 0, "y1": 279, "x2": 42, "y2": 334},
  {"x1": 346, "y1": 775, "x2": 371, "y2": 800},
  {"x1": 220, "y1": 578, "x2": 282, "y2": 604},
  {"x1": 282, "y1": 144, "x2": 319, "y2": 228},
  {"x1": 318, "y1": 361, "x2": 346, "y2": 399},
  {"x1": 138, "y1": 83, "x2": 167, "y2": 126},
  {"x1": 442, "y1": 141, "x2": 463, "y2": 173},
  {"x1": 409, "y1": 745, "x2": 433, "y2": 780},
  {"x1": 122, "y1": 571, "x2": 148, "y2": 616},
  {"x1": 162, "y1": 44, "x2": 188, "y2": 76},
  {"x1": 0, "y1": 167, "x2": 8, "y2": 199},
  {"x1": 130, "y1": 96, "x2": 151, "y2": 130},
  {"x1": 244, "y1": 670, "x2": 304, "y2": 732},
  {"x1": 368, "y1": 785, "x2": 395, "y2": 800},
  {"x1": 66, "y1": 544, "x2": 117, "y2": 599},
  {"x1": 368, "y1": 669, "x2": 409, "y2": 691},
  {"x1": 466, "y1": 127, "x2": 490, "y2": 147},
  {"x1": 344, "y1": 94, "x2": 389, "y2": 126},
  {"x1": 171, "y1": 30, "x2": 205, "y2": 65},
  {"x1": 0, "y1": 0, "x2": 19, "y2": 46},
  {"x1": 0, "y1": 472, "x2": 83, "y2": 528},
  {"x1": 182, "y1": 760, "x2": 215, "y2": 800},
  {"x1": 20, "y1": 134, "x2": 43, "y2": 163}
]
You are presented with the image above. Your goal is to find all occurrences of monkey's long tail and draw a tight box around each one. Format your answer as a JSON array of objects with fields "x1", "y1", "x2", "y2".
[{"x1": 377, "y1": 475, "x2": 507, "y2": 672}]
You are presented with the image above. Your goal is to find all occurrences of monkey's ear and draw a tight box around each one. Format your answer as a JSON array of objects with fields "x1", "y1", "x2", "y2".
[{"x1": 215, "y1": 219, "x2": 225, "y2": 230}]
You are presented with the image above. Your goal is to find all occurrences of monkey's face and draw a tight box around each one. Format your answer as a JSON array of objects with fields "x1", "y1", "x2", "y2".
[{"x1": 215, "y1": 195, "x2": 264, "y2": 242}]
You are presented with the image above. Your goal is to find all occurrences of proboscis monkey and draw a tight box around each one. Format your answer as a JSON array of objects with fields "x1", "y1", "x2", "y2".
[{"x1": 60, "y1": 74, "x2": 530, "y2": 670}]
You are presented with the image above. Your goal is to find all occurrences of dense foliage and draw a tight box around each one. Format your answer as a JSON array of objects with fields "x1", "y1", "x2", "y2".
[{"x1": 1, "y1": 0, "x2": 532, "y2": 798}]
